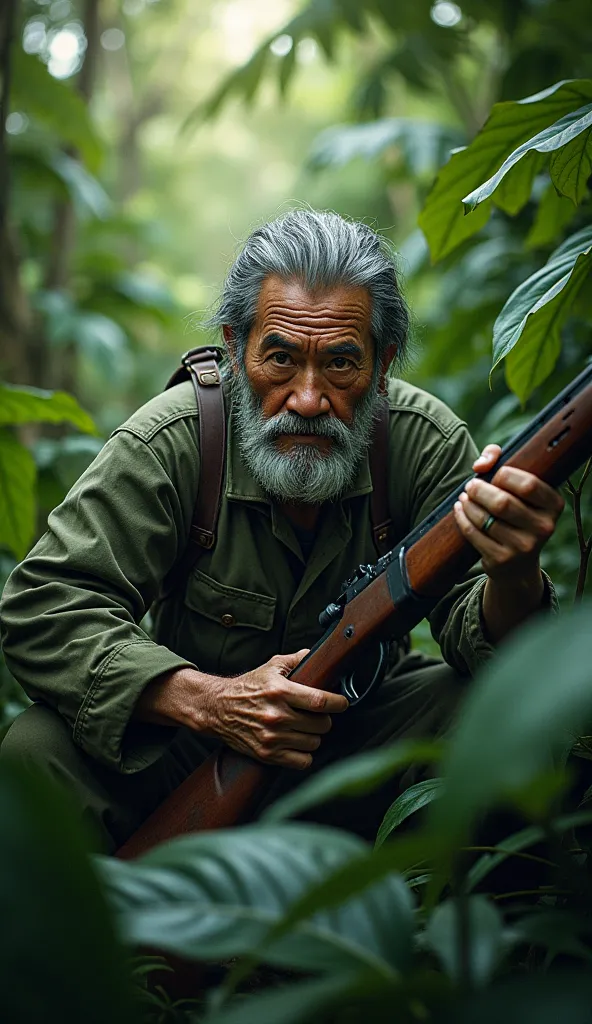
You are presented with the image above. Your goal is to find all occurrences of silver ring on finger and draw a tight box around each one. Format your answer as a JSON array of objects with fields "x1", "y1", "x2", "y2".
[{"x1": 482, "y1": 513, "x2": 496, "y2": 535}]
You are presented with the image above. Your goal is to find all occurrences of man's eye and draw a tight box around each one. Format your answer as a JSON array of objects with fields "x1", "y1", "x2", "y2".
[
  {"x1": 328, "y1": 357, "x2": 352, "y2": 370},
  {"x1": 270, "y1": 352, "x2": 293, "y2": 366}
]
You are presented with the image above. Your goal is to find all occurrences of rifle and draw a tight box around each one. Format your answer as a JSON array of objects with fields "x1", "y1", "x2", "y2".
[{"x1": 118, "y1": 363, "x2": 592, "y2": 860}]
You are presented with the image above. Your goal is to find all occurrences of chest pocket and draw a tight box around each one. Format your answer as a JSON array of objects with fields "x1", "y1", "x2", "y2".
[{"x1": 182, "y1": 569, "x2": 277, "y2": 676}]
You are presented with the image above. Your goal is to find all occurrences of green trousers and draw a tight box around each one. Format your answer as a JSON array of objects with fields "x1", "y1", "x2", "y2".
[{"x1": 0, "y1": 651, "x2": 466, "y2": 853}]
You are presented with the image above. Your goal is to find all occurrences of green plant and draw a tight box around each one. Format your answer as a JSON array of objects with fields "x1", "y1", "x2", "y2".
[
  {"x1": 0, "y1": 383, "x2": 100, "y2": 735},
  {"x1": 419, "y1": 78, "x2": 592, "y2": 403},
  {"x1": 4, "y1": 605, "x2": 592, "y2": 1023},
  {"x1": 0, "y1": 382, "x2": 98, "y2": 558},
  {"x1": 85, "y1": 603, "x2": 592, "y2": 1019}
]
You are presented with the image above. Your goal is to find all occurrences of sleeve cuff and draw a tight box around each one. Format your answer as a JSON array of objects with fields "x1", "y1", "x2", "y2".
[
  {"x1": 73, "y1": 640, "x2": 196, "y2": 772},
  {"x1": 458, "y1": 570, "x2": 559, "y2": 675}
]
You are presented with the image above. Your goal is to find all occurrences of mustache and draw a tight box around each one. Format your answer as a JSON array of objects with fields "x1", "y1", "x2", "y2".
[{"x1": 259, "y1": 411, "x2": 353, "y2": 444}]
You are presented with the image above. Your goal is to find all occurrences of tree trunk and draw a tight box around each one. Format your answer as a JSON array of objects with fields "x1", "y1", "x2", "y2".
[
  {"x1": 45, "y1": 0, "x2": 101, "y2": 393},
  {"x1": 0, "y1": 0, "x2": 38, "y2": 385}
]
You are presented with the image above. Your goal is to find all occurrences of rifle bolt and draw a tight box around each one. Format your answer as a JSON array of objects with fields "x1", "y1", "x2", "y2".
[{"x1": 318, "y1": 603, "x2": 342, "y2": 629}]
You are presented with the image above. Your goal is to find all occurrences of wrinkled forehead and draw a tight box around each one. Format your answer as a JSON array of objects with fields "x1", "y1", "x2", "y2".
[{"x1": 252, "y1": 274, "x2": 373, "y2": 344}]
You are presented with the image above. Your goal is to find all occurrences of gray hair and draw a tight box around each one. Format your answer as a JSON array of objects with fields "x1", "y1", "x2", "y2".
[{"x1": 208, "y1": 209, "x2": 409, "y2": 369}]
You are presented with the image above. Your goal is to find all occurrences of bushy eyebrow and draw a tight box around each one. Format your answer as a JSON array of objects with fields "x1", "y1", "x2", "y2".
[
  {"x1": 260, "y1": 333, "x2": 363, "y2": 360},
  {"x1": 325, "y1": 341, "x2": 364, "y2": 359},
  {"x1": 261, "y1": 333, "x2": 300, "y2": 354}
]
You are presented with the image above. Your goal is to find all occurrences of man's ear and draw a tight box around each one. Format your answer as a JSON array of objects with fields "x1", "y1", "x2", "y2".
[
  {"x1": 222, "y1": 325, "x2": 238, "y2": 373},
  {"x1": 378, "y1": 343, "x2": 397, "y2": 394}
]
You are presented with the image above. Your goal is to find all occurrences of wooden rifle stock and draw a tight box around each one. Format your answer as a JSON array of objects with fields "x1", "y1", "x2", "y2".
[{"x1": 117, "y1": 366, "x2": 592, "y2": 860}]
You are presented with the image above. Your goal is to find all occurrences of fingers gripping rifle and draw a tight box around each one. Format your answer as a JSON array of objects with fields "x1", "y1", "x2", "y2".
[{"x1": 118, "y1": 364, "x2": 592, "y2": 859}]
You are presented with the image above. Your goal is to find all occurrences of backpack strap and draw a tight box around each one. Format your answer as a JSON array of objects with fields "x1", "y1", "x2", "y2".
[
  {"x1": 166, "y1": 346, "x2": 226, "y2": 558},
  {"x1": 369, "y1": 399, "x2": 394, "y2": 556}
]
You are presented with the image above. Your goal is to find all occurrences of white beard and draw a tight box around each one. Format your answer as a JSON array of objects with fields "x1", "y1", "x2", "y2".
[{"x1": 231, "y1": 366, "x2": 380, "y2": 504}]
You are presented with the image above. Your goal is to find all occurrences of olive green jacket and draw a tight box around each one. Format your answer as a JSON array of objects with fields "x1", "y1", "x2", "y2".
[{"x1": 0, "y1": 378, "x2": 543, "y2": 773}]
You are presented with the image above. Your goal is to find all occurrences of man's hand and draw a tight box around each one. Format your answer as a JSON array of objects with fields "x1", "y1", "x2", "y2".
[
  {"x1": 453, "y1": 443, "x2": 564, "y2": 641},
  {"x1": 136, "y1": 650, "x2": 348, "y2": 770}
]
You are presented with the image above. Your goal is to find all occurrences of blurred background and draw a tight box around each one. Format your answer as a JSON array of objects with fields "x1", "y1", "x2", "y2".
[{"x1": 1, "y1": 0, "x2": 591, "y2": 729}]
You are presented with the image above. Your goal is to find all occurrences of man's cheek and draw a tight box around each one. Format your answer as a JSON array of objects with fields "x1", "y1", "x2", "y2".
[{"x1": 258, "y1": 386, "x2": 291, "y2": 419}]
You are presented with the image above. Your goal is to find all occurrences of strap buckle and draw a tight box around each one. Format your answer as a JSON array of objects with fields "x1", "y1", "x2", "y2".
[
  {"x1": 181, "y1": 347, "x2": 223, "y2": 387},
  {"x1": 190, "y1": 525, "x2": 216, "y2": 549}
]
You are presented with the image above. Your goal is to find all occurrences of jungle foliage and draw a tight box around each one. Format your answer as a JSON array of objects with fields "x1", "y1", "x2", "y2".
[
  {"x1": 1, "y1": 0, "x2": 592, "y2": 1019},
  {"x1": 4, "y1": 605, "x2": 592, "y2": 1022}
]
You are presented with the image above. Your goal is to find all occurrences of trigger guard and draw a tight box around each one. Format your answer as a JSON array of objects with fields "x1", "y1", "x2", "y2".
[{"x1": 339, "y1": 640, "x2": 390, "y2": 706}]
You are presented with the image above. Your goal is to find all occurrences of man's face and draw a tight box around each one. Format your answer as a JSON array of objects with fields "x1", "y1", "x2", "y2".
[
  {"x1": 244, "y1": 276, "x2": 375, "y2": 450},
  {"x1": 229, "y1": 275, "x2": 380, "y2": 505}
]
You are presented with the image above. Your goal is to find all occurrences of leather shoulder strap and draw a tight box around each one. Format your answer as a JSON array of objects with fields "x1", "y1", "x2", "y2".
[
  {"x1": 369, "y1": 399, "x2": 393, "y2": 556},
  {"x1": 166, "y1": 346, "x2": 226, "y2": 556}
]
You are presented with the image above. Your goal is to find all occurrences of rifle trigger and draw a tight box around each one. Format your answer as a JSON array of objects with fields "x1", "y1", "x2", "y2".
[{"x1": 340, "y1": 639, "x2": 390, "y2": 705}]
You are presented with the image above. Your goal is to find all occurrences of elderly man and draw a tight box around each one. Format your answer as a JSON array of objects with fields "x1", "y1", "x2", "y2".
[{"x1": 0, "y1": 210, "x2": 563, "y2": 851}]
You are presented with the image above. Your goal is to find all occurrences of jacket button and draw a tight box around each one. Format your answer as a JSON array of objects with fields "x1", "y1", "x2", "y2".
[{"x1": 221, "y1": 613, "x2": 235, "y2": 627}]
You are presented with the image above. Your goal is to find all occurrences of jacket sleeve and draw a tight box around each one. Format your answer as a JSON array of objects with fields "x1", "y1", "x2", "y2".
[
  {"x1": 407, "y1": 422, "x2": 558, "y2": 676},
  {"x1": 0, "y1": 426, "x2": 198, "y2": 772}
]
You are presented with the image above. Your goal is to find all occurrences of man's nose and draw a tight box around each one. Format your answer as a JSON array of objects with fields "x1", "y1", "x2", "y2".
[{"x1": 284, "y1": 371, "x2": 331, "y2": 418}]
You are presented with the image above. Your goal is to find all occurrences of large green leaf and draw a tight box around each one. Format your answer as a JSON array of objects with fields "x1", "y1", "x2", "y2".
[
  {"x1": 72, "y1": 312, "x2": 129, "y2": 377},
  {"x1": 0, "y1": 383, "x2": 97, "y2": 434},
  {"x1": 465, "y1": 809, "x2": 592, "y2": 893},
  {"x1": 101, "y1": 824, "x2": 414, "y2": 977},
  {"x1": 550, "y1": 122, "x2": 592, "y2": 204},
  {"x1": 10, "y1": 147, "x2": 110, "y2": 219},
  {"x1": 445, "y1": 972, "x2": 592, "y2": 1024},
  {"x1": 204, "y1": 974, "x2": 362, "y2": 1024},
  {"x1": 263, "y1": 739, "x2": 442, "y2": 823},
  {"x1": 490, "y1": 150, "x2": 546, "y2": 216},
  {"x1": 308, "y1": 119, "x2": 463, "y2": 177},
  {"x1": 113, "y1": 271, "x2": 177, "y2": 317},
  {"x1": 375, "y1": 778, "x2": 443, "y2": 849},
  {"x1": 462, "y1": 103, "x2": 592, "y2": 212},
  {"x1": 525, "y1": 181, "x2": 579, "y2": 248},
  {"x1": 0, "y1": 760, "x2": 135, "y2": 1024},
  {"x1": 34, "y1": 434, "x2": 104, "y2": 491},
  {"x1": 204, "y1": 969, "x2": 408, "y2": 1024},
  {"x1": 0, "y1": 430, "x2": 36, "y2": 558},
  {"x1": 419, "y1": 79, "x2": 592, "y2": 262},
  {"x1": 429, "y1": 606, "x2": 592, "y2": 858},
  {"x1": 50, "y1": 152, "x2": 111, "y2": 219},
  {"x1": 184, "y1": 0, "x2": 341, "y2": 127},
  {"x1": 11, "y1": 50, "x2": 102, "y2": 172},
  {"x1": 424, "y1": 896, "x2": 504, "y2": 986},
  {"x1": 33, "y1": 292, "x2": 135, "y2": 370},
  {"x1": 256, "y1": 833, "x2": 432, "y2": 956},
  {"x1": 509, "y1": 911, "x2": 592, "y2": 964},
  {"x1": 491, "y1": 225, "x2": 592, "y2": 400}
]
